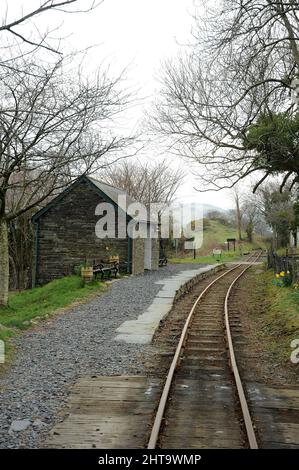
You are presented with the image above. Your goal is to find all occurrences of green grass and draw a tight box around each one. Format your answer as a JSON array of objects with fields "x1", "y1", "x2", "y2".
[
  {"x1": 254, "y1": 270, "x2": 299, "y2": 362},
  {"x1": 169, "y1": 251, "x2": 247, "y2": 264},
  {"x1": 0, "y1": 276, "x2": 106, "y2": 351},
  {"x1": 275, "y1": 247, "x2": 289, "y2": 256},
  {"x1": 169, "y1": 219, "x2": 266, "y2": 264}
]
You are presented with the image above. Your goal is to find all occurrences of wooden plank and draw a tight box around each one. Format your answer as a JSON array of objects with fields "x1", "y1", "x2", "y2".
[
  {"x1": 246, "y1": 382, "x2": 299, "y2": 448},
  {"x1": 45, "y1": 376, "x2": 160, "y2": 449},
  {"x1": 247, "y1": 382, "x2": 299, "y2": 410}
]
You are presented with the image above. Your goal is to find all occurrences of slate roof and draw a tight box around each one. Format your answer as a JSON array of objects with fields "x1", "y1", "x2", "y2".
[
  {"x1": 87, "y1": 176, "x2": 152, "y2": 224},
  {"x1": 87, "y1": 176, "x2": 136, "y2": 210},
  {"x1": 32, "y1": 174, "x2": 153, "y2": 224}
]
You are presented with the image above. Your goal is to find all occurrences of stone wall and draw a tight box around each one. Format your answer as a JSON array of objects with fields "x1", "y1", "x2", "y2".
[
  {"x1": 151, "y1": 238, "x2": 159, "y2": 270},
  {"x1": 173, "y1": 264, "x2": 225, "y2": 302},
  {"x1": 35, "y1": 179, "x2": 129, "y2": 285},
  {"x1": 132, "y1": 237, "x2": 145, "y2": 275}
]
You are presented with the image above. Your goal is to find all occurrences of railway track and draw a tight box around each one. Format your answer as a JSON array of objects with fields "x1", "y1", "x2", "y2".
[{"x1": 148, "y1": 252, "x2": 262, "y2": 449}]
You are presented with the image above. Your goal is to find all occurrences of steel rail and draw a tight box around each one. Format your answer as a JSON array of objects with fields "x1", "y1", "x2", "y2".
[
  {"x1": 147, "y1": 253, "x2": 259, "y2": 449},
  {"x1": 224, "y1": 254, "x2": 262, "y2": 449}
]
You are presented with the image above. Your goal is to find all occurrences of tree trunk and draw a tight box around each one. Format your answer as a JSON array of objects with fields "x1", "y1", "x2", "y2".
[
  {"x1": 0, "y1": 218, "x2": 9, "y2": 307},
  {"x1": 246, "y1": 226, "x2": 253, "y2": 243},
  {"x1": 246, "y1": 219, "x2": 254, "y2": 243},
  {"x1": 235, "y1": 195, "x2": 242, "y2": 241}
]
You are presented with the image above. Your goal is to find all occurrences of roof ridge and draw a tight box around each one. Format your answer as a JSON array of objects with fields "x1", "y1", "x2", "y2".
[{"x1": 87, "y1": 175, "x2": 126, "y2": 194}]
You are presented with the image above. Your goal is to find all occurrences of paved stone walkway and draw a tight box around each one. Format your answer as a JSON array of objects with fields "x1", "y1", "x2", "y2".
[{"x1": 115, "y1": 265, "x2": 216, "y2": 344}]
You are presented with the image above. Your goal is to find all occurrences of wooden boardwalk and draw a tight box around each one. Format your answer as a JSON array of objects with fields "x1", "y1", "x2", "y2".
[
  {"x1": 45, "y1": 376, "x2": 299, "y2": 449},
  {"x1": 247, "y1": 382, "x2": 299, "y2": 448},
  {"x1": 45, "y1": 376, "x2": 160, "y2": 449}
]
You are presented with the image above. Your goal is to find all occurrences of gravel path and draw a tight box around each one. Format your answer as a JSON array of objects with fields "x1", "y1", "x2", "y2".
[{"x1": 0, "y1": 264, "x2": 206, "y2": 449}]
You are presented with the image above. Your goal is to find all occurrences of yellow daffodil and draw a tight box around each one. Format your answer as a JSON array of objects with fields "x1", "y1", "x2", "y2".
[
  {"x1": 276, "y1": 274, "x2": 280, "y2": 279},
  {"x1": 280, "y1": 271, "x2": 285, "y2": 277}
]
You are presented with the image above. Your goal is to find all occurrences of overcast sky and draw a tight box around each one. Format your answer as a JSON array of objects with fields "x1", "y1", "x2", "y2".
[{"x1": 12, "y1": 0, "x2": 236, "y2": 209}]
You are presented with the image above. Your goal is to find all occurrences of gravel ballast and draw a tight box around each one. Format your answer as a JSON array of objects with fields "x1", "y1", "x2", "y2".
[{"x1": 0, "y1": 264, "x2": 206, "y2": 448}]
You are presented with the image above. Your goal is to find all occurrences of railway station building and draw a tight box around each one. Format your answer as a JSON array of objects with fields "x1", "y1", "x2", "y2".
[{"x1": 32, "y1": 175, "x2": 159, "y2": 285}]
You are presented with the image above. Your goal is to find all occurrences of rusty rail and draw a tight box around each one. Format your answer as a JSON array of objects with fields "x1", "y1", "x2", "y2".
[
  {"x1": 224, "y1": 259, "x2": 259, "y2": 449},
  {"x1": 147, "y1": 252, "x2": 261, "y2": 449}
]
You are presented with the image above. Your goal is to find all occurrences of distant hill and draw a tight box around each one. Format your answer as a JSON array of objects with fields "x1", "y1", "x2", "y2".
[
  {"x1": 187, "y1": 219, "x2": 265, "y2": 255},
  {"x1": 170, "y1": 202, "x2": 227, "y2": 225},
  {"x1": 202, "y1": 204, "x2": 228, "y2": 216},
  {"x1": 196, "y1": 219, "x2": 239, "y2": 255}
]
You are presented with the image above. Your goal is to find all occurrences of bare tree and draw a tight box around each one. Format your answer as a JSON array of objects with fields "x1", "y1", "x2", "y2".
[
  {"x1": 153, "y1": 0, "x2": 299, "y2": 192},
  {"x1": 231, "y1": 187, "x2": 243, "y2": 241},
  {"x1": 8, "y1": 210, "x2": 34, "y2": 291},
  {"x1": 242, "y1": 200, "x2": 259, "y2": 243},
  {"x1": 103, "y1": 159, "x2": 184, "y2": 207},
  {"x1": 0, "y1": 58, "x2": 135, "y2": 306},
  {"x1": 0, "y1": 0, "x2": 99, "y2": 55},
  {"x1": 254, "y1": 181, "x2": 295, "y2": 248}
]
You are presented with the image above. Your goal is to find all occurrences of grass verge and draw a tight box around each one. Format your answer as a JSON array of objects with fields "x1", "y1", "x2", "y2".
[
  {"x1": 169, "y1": 251, "x2": 248, "y2": 264},
  {"x1": 253, "y1": 270, "x2": 299, "y2": 362},
  {"x1": 0, "y1": 276, "x2": 107, "y2": 355}
]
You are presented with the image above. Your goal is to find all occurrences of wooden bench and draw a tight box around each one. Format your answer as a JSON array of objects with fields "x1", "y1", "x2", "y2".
[
  {"x1": 93, "y1": 261, "x2": 119, "y2": 280},
  {"x1": 159, "y1": 256, "x2": 168, "y2": 267},
  {"x1": 118, "y1": 262, "x2": 129, "y2": 273}
]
